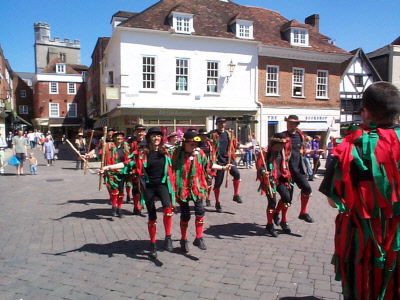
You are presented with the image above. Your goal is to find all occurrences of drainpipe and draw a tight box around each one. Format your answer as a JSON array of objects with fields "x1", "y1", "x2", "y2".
[{"x1": 254, "y1": 45, "x2": 264, "y2": 146}]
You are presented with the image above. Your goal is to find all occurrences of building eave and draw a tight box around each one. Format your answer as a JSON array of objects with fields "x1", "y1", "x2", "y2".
[{"x1": 259, "y1": 45, "x2": 351, "y2": 63}]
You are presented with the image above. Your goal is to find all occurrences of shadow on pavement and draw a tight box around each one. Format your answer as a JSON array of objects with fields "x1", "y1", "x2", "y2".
[
  {"x1": 279, "y1": 297, "x2": 323, "y2": 300},
  {"x1": 204, "y1": 222, "x2": 265, "y2": 239},
  {"x1": 53, "y1": 208, "x2": 118, "y2": 221},
  {"x1": 49, "y1": 239, "x2": 164, "y2": 266},
  {"x1": 58, "y1": 198, "x2": 110, "y2": 206}
]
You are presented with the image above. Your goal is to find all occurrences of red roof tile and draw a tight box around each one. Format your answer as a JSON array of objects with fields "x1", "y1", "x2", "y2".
[{"x1": 119, "y1": 0, "x2": 348, "y2": 55}]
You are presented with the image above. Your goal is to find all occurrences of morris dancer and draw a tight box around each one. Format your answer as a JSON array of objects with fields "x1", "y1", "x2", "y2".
[
  {"x1": 257, "y1": 133, "x2": 293, "y2": 237},
  {"x1": 128, "y1": 124, "x2": 147, "y2": 216},
  {"x1": 198, "y1": 128, "x2": 214, "y2": 207},
  {"x1": 319, "y1": 82, "x2": 400, "y2": 300},
  {"x1": 102, "y1": 131, "x2": 130, "y2": 218},
  {"x1": 101, "y1": 127, "x2": 175, "y2": 259},
  {"x1": 172, "y1": 131, "x2": 211, "y2": 253},
  {"x1": 282, "y1": 115, "x2": 322, "y2": 223},
  {"x1": 208, "y1": 117, "x2": 252, "y2": 212}
]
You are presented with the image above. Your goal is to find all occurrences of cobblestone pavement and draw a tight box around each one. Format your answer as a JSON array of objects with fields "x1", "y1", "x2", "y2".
[{"x1": 0, "y1": 145, "x2": 343, "y2": 300}]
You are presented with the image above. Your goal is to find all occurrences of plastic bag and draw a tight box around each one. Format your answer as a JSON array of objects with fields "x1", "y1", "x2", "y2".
[{"x1": 8, "y1": 156, "x2": 20, "y2": 166}]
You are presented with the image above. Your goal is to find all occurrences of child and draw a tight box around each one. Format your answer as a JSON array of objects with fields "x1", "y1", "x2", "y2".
[{"x1": 28, "y1": 153, "x2": 38, "y2": 175}]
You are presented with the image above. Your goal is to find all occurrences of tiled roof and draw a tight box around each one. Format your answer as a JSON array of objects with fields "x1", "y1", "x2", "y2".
[
  {"x1": 41, "y1": 58, "x2": 81, "y2": 74},
  {"x1": 119, "y1": 0, "x2": 348, "y2": 55}
]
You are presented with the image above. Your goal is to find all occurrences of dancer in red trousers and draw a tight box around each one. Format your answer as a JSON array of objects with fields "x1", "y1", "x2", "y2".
[
  {"x1": 257, "y1": 133, "x2": 293, "y2": 237},
  {"x1": 101, "y1": 127, "x2": 175, "y2": 259}
]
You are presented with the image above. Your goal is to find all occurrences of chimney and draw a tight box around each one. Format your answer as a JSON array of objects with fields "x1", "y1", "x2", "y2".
[{"x1": 305, "y1": 14, "x2": 319, "y2": 32}]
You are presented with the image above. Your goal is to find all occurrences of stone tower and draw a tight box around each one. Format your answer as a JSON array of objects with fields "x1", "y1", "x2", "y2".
[{"x1": 33, "y1": 22, "x2": 81, "y2": 73}]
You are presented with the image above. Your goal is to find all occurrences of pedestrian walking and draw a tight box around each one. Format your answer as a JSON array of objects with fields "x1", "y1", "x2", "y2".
[
  {"x1": 43, "y1": 137, "x2": 55, "y2": 166},
  {"x1": 28, "y1": 153, "x2": 38, "y2": 175},
  {"x1": 12, "y1": 130, "x2": 28, "y2": 176},
  {"x1": 319, "y1": 81, "x2": 400, "y2": 300}
]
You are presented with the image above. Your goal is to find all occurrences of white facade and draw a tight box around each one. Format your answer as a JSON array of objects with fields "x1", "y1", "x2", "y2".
[
  {"x1": 101, "y1": 27, "x2": 259, "y2": 135},
  {"x1": 340, "y1": 49, "x2": 381, "y2": 125}
]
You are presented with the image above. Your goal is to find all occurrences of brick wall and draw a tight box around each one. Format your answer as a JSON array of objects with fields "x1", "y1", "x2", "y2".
[{"x1": 258, "y1": 56, "x2": 341, "y2": 108}]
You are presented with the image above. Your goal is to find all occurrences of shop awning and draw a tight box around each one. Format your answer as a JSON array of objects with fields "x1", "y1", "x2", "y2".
[
  {"x1": 16, "y1": 115, "x2": 32, "y2": 126},
  {"x1": 93, "y1": 116, "x2": 108, "y2": 129},
  {"x1": 49, "y1": 118, "x2": 83, "y2": 127},
  {"x1": 298, "y1": 122, "x2": 329, "y2": 132}
]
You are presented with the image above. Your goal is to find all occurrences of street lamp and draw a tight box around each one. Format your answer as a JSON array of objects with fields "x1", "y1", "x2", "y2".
[{"x1": 226, "y1": 60, "x2": 236, "y2": 83}]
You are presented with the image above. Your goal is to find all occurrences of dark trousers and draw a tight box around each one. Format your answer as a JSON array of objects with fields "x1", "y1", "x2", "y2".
[
  {"x1": 180, "y1": 199, "x2": 205, "y2": 222},
  {"x1": 145, "y1": 183, "x2": 170, "y2": 221},
  {"x1": 214, "y1": 163, "x2": 240, "y2": 189},
  {"x1": 291, "y1": 171, "x2": 312, "y2": 196}
]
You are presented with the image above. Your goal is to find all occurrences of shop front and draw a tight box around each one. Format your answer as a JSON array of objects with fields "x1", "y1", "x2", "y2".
[{"x1": 107, "y1": 107, "x2": 258, "y2": 143}]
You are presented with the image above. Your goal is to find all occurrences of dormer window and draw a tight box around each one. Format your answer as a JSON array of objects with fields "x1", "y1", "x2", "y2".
[
  {"x1": 172, "y1": 13, "x2": 194, "y2": 34},
  {"x1": 56, "y1": 63, "x2": 66, "y2": 73},
  {"x1": 290, "y1": 28, "x2": 309, "y2": 46},
  {"x1": 233, "y1": 20, "x2": 253, "y2": 39}
]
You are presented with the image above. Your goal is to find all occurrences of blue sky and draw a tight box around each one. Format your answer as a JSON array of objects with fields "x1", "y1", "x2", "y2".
[{"x1": 1, "y1": 0, "x2": 398, "y2": 73}]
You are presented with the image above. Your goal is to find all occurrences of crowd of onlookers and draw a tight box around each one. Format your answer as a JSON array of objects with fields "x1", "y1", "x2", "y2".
[{"x1": 0, "y1": 129, "x2": 57, "y2": 175}]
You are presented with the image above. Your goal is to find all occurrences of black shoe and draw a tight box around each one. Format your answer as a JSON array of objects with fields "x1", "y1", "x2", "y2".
[
  {"x1": 273, "y1": 213, "x2": 280, "y2": 226},
  {"x1": 133, "y1": 208, "x2": 145, "y2": 217},
  {"x1": 126, "y1": 196, "x2": 132, "y2": 204},
  {"x1": 180, "y1": 239, "x2": 189, "y2": 253},
  {"x1": 280, "y1": 222, "x2": 291, "y2": 234},
  {"x1": 193, "y1": 237, "x2": 207, "y2": 250},
  {"x1": 205, "y1": 200, "x2": 211, "y2": 207},
  {"x1": 149, "y1": 243, "x2": 157, "y2": 259},
  {"x1": 215, "y1": 202, "x2": 222, "y2": 213},
  {"x1": 298, "y1": 213, "x2": 314, "y2": 223},
  {"x1": 233, "y1": 195, "x2": 243, "y2": 203},
  {"x1": 164, "y1": 235, "x2": 173, "y2": 252},
  {"x1": 266, "y1": 224, "x2": 278, "y2": 237},
  {"x1": 112, "y1": 206, "x2": 117, "y2": 217},
  {"x1": 117, "y1": 208, "x2": 124, "y2": 218},
  {"x1": 308, "y1": 175, "x2": 314, "y2": 181}
]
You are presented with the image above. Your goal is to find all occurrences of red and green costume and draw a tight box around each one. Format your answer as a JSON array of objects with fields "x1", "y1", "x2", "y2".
[
  {"x1": 256, "y1": 147, "x2": 293, "y2": 226},
  {"x1": 320, "y1": 123, "x2": 400, "y2": 299},
  {"x1": 104, "y1": 141, "x2": 131, "y2": 210},
  {"x1": 172, "y1": 146, "x2": 210, "y2": 243}
]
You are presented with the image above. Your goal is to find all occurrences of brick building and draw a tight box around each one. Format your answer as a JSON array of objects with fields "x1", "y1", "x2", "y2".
[{"x1": 32, "y1": 58, "x2": 87, "y2": 139}]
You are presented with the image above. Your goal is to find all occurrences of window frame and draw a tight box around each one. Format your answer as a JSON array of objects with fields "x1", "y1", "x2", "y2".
[
  {"x1": 20, "y1": 90, "x2": 26, "y2": 98},
  {"x1": 19, "y1": 105, "x2": 28, "y2": 114},
  {"x1": 172, "y1": 13, "x2": 194, "y2": 34},
  {"x1": 56, "y1": 63, "x2": 66, "y2": 73},
  {"x1": 354, "y1": 75, "x2": 363, "y2": 87},
  {"x1": 316, "y1": 70, "x2": 329, "y2": 99},
  {"x1": 49, "y1": 82, "x2": 58, "y2": 94},
  {"x1": 49, "y1": 103, "x2": 59, "y2": 117},
  {"x1": 292, "y1": 68, "x2": 305, "y2": 98},
  {"x1": 68, "y1": 83, "x2": 76, "y2": 95},
  {"x1": 175, "y1": 58, "x2": 189, "y2": 92},
  {"x1": 67, "y1": 103, "x2": 77, "y2": 117},
  {"x1": 235, "y1": 20, "x2": 254, "y2": 39},
  {"x1": 206, "y1": 61, "x2": 219, "y2": 93},
  {"x1": 290, "y1": 28, "x2": 309, "y2": 46},
  {"x1": 142, "y1": 56, "x2": 156, "y2": 90},
  {"x1": 266, "y1": 65, "x2": 280, "y2": 96}
]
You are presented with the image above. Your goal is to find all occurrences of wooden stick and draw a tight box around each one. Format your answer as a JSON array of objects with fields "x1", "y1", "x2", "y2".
[
  {"x1": 99, "y1": 127, "x2": 108, "y2": 191},
  {"x1": 84, "y1": 130, "x2": 94, "y2": 175},
  {"x1": 259, "y1": 145, "x2": 274, "y2": 197},
  {"x1": 225, "y1": 130, "x2": 232, "y2": 188},
  {"x1": 66, "y1": 139, "x2": 95, "y2": 173}
]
